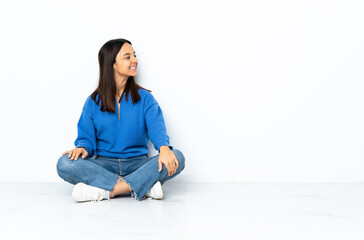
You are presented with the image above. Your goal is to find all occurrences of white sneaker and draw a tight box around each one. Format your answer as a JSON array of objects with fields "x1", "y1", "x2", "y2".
[
  {"x1": 72, "y1": 182, "x2": 108, "y2": 202},
  {"x1": 145, "y1": 181, "x2": 163, "y2": 200}
]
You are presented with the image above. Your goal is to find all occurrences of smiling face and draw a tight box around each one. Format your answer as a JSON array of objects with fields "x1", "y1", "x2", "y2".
[{"x1": 113, "y1": 43, "x2": 138, "y2": 79}]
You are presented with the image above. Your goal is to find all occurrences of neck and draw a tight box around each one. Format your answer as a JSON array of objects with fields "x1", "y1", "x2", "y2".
[{"x1": 115, "y1": 75, "x2": 128, "y2": 98}]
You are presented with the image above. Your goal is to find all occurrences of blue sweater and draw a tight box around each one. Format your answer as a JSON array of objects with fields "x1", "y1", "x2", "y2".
[{"x1": 74, "y1": 88, "x2": 172, "y2": 158}]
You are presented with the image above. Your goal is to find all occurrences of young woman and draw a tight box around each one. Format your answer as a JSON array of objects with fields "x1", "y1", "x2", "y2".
[{"x1": 56, "y1": 38, "x2": 185, "y2": 202}]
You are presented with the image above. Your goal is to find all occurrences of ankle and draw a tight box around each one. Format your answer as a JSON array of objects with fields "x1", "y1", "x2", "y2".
[{"x1": 109, "y1": 190, "x2": 115, "y2": 198}]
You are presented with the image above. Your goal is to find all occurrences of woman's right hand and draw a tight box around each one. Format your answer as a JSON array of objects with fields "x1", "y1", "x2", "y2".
[{"x1": 62, "y1": 147, "x2": 88, "y2": 161}]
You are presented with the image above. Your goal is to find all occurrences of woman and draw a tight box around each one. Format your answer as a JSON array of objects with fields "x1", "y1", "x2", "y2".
[{"x1": 56, "y1": 38, "x2": 185, "y2": 202}]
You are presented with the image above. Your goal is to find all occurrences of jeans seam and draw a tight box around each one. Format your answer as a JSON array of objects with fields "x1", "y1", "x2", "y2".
[{"x1": 118, "y1": 159, "x2": 122, "y2": 176}]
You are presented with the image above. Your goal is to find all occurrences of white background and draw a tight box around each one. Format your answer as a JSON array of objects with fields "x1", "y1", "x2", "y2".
[{"x1": 0, "y1": 0, "x2": 363, "y2": 182}]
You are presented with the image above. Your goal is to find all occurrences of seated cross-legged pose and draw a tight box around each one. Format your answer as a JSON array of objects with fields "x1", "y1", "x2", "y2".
[{"x1": 56, "y1": 38, "x2": 185, "y2": 202}]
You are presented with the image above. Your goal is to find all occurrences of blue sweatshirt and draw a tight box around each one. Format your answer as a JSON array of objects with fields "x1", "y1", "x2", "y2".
[{"x1": 74, "y1": 88, "x2": 172, "y2": 158}]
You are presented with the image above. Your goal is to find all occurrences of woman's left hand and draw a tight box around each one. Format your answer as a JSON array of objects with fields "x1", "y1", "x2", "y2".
[{"x1": 158, "y1": 146, "x2": 179, "y2": 176}]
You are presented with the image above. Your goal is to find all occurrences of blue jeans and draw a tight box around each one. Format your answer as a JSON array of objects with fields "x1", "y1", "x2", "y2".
[{"x1": 56, "y1": 149, "x2": 185, "y2": 200}]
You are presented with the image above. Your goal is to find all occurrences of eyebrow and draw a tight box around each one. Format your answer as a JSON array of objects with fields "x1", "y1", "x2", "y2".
[{"x1": 122, "y1": 51, "x2": 136, "y2": 56}]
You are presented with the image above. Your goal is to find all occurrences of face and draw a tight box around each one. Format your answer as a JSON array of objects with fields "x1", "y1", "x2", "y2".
[{"x1": 113, "y1": 43, "x2": 138, "y2": 78}]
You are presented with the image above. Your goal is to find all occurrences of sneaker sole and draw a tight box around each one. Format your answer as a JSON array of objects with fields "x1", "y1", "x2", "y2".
[
  {"x1": 72, "y1": 182, "x2": 87, "y2": 202},
  {"x1": 151, "y1": 181, "x2": 163, "y2": 200}
]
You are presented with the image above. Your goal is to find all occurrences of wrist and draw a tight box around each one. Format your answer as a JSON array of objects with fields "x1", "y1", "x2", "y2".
[{"x1": 159, "y1": 145, "x2": 170, "y2": 152}]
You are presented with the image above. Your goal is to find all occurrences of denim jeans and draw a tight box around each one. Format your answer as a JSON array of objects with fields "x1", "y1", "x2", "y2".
[{"x1": 56, "y1": 149, "x2": 185, "y2": 200}]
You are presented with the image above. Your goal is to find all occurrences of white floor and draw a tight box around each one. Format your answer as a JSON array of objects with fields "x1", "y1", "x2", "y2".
[{"x1": 1, "y1": 182, "x2": 364, "y2": 240}]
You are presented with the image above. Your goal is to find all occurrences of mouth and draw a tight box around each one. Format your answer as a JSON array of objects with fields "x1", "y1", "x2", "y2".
[{"x1": 130, "y1": 66, "x2": 137, "y2": 70}]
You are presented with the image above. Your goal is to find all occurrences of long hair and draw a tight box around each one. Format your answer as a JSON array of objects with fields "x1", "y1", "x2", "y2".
[{"x1": 91, "y1": 38, "x2": 150, "y2": 113}]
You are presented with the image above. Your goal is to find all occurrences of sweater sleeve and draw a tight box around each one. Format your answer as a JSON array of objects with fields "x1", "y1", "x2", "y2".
[
  {"x1": 144, "y1": 93, "x2": 173, "y2": 152},
  {"x1": 74, "y1": 97, "x2": 97, "y2": 158}
]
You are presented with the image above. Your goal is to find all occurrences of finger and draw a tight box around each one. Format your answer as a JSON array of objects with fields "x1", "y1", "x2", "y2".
[
  {"x1": 167, "y1": 163, "x2": 173, "y2": 176},
  {"x1": 170, "y1": 160, "x2": 177, "y2": 172},
  {"x1": 71, "y1": 150, "x2": 77, "y2": 160},
  {"x1": 158, "y1": 159, "x2": 162, "y2": 172},
  {"x1": 168, "y1": 162, "x2": 175, "y2": 175},
  {"x1": 62, "y1": 151, "x2": 69, "y2": 155},
  {"x1": 74, "y1": 150, "x2": 81, "y2": 160},
  {"x1": 164, "y1": 162, "x2": 171, "y2": 175},
  {"x1": 81, "y1": 150, "x2": 87, "y2": 159},
  {"x1": 81, "y1": 149, "x2": 86, "y2": 158},
  {"x1": 171, "y1": 159, "x2": 177, "y2": 172},
  {"x1": 173, "y1": 159, "x2": 178, "y2": 174},
  {"x1": 170, "y1": 154, "x2": 178, "y2": 173},
  {"x1": 175, "y1": 158, "x2": 179, "y2": 169},
  {"x1": 164, "y1": 162, "x2": 169, "y2": 175},
  {"x1": 64, "y1": 150, "x2": 72, "y2": 155}
]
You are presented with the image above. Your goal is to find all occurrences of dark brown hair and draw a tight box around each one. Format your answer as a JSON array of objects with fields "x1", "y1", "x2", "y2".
[{"x1": 91, "y1": 38, "x2": 150, "y2": 112}]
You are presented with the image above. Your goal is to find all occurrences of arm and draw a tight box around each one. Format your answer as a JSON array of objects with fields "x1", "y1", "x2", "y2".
[
  {"x1": 144, "y1": 94, "x2": 176, "y2": 175},
  {"x1": 74, "y1": 99, "x2": 97, "y2": 158},
  {"x1": 144, "y1": 99, "x2": 173, "y2": 152}
]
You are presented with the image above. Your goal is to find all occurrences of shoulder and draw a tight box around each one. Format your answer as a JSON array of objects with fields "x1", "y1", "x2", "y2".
[
  {"x1": 138, "y1": 88, "x2": 156, "y2": 103},
  {"x1": 138, "y1": 88, "x2": 152, "y2": 97},
  {"x1": 85, "y1": 94, "x2": 96, "y2": 106},
  {"x1": 137, "y1": 88, "x2": 159, "y2": 111},
  {"x1": 82, "y1": 94, "x2": 99, "y2": 112},
  {"x1": 86, "y1": 93, "x2": 101, "y2": 105}
]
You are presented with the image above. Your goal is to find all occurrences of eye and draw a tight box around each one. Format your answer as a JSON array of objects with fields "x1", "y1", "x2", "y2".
[{"x1": 125, "y1": 55, "x2": 137, "y2": 59}]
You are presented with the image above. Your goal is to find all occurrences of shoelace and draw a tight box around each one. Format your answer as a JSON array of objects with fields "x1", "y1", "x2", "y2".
[{"x1": 90, "y1": 191, "x2": 105, "y2": 202}]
